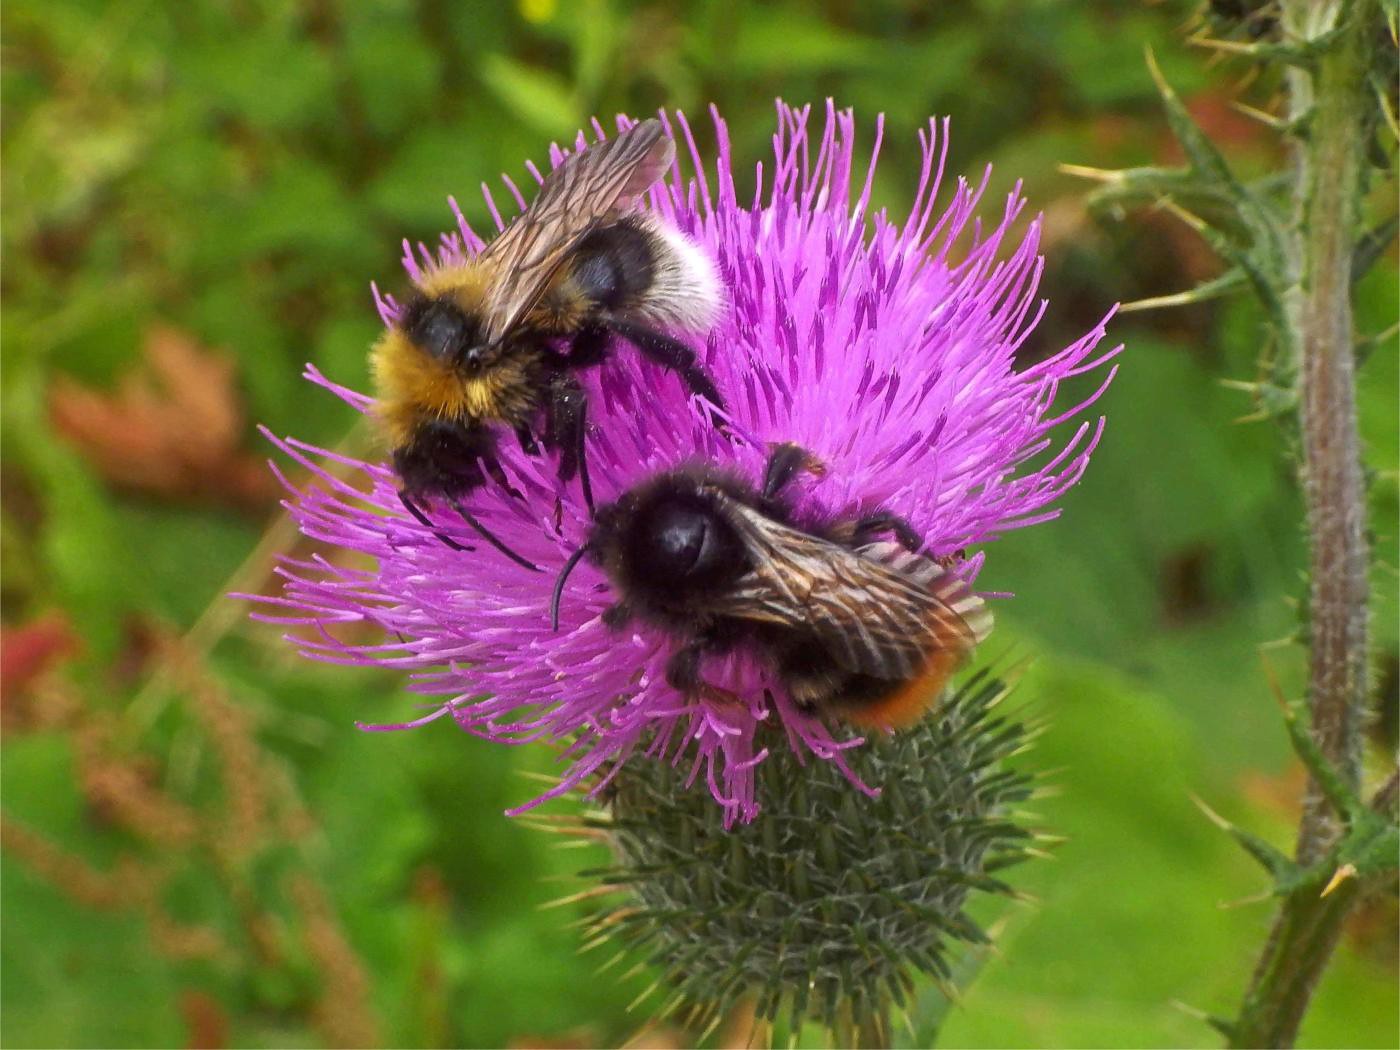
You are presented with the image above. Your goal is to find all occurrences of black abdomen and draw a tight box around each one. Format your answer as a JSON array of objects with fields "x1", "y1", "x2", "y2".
[
  {"x1": 570, "y1": 217, "x2": 657, "y2": 312},
  {"x1": 395, "y1": 419, "x2": 494, "y2": 498}
]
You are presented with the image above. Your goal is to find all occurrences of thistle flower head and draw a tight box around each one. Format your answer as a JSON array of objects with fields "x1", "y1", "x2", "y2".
[{"x1": 255, "y1": 101, "x2": 1118, "y2": 824}]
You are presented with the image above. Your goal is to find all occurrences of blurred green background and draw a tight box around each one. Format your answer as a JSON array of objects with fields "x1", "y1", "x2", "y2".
[{"x1": 3, "y1": 1, "x2": 1396, "y2": 1047}]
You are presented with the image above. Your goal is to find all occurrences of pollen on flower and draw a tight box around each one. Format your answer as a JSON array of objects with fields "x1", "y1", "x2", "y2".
[{"x1": 249, "y1": 100, "x2": 1120, "y2": 826}]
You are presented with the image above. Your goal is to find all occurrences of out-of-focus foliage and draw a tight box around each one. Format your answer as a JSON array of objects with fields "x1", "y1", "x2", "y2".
[{"x1": 1, "y1": 1, "x2": 1395, "y2": 1047}]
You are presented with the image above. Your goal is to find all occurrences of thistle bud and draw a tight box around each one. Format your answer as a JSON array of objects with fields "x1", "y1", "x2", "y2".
[{"x1": 582, "y1": 671, "x2": 1034, "y2": 1046}]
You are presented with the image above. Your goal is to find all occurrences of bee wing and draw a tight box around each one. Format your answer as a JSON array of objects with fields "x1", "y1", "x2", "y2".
[
  {"x1": 709, "y1": 500, "x2": 991, "y2": 680},
  {"x1": 478, "y1": 119, "x2": 675, "y2": 344}
]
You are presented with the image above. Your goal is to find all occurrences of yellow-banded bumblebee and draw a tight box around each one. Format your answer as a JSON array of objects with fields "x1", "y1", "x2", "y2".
[
  {"x1": 551, "y1": 444, "x2": 992, "y2": 729},
  {"x1": 372, "y1": 119, "x2": 726, "y2": 569}
]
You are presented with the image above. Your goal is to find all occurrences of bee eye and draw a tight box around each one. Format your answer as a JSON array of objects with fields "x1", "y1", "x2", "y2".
[
  {"x1": 655, "y1": 510, "x2": 708, "y2": 574},
  {"x1": 636, "y1": 503, "x2": 726, "y2": 582}
]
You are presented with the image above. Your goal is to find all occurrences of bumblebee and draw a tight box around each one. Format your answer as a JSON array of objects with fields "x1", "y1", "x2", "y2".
[
  {"x1": 372, "y1": 119, "x2": 726, "y2": 569},
  {"x1": 551, "y1": 444, "x2": 993, "y2": 729}
]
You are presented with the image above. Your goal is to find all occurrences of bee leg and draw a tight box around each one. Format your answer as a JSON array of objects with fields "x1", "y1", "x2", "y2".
[
  {"x1": 515, "y1": 425, "x2": 540, "y2": 456},
  {"x1": 548, "y1": 373, "x2": 594, "y2": 514},
  {"x1": 664, "y1": 641, "x2": 741, "y2": 706},
  {"x1": 446, "y1": 496, "x2": 542, "y2": 573},
  {"x1": 761, "y1": 442, "x2": 825, "y2": 500},
  {"x1": 607, "y1": 319, "x2": 727, "y2": 425},
  {"x1": 480, "y1": 456, "x2": 525, "y2": 501},
  {"x1": 850, "y1": 512, "x2": 923, "y2": 553},
  {"x1": 398, "y1": 491, "x2": 475, "y2": 553},
  {"x1": 601, "y1": 601, "x2": 633, "y2": 629},
  {"x1": 567, "y1": 323, "x2": 611, "y2": 368}
]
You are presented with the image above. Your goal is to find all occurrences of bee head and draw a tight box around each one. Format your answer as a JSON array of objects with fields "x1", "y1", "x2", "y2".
[
  {"x1": 401, "y1": 296, "x2": 492, "y2": 372},
  {"x1": 615, "y1": 484, "x2": 749, "y2": 596}
]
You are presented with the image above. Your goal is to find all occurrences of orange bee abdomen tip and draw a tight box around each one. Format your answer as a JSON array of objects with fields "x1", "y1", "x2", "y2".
[{"x1": 843, "y1": 648, "x2": 963, "y2": 731}]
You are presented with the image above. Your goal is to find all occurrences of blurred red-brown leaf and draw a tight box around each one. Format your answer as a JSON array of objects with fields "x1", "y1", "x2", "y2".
[
  {"x1": 49, "y1": 326, "x2": 277, "y2": 513},
  {"x1": 0, "y1": 610, "x2": 80, "y2": 727},
  {"x1": 180, "y1": 990, "x2": 229, "y2": 1050},
  {"x1": 1238, "y1": 762, "x2": 1307, "y2": 822}
]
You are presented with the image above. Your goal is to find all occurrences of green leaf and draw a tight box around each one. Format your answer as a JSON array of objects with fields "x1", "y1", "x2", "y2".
[{"x1": 476, "y1": 55, "x2": 580, "y2": 139}]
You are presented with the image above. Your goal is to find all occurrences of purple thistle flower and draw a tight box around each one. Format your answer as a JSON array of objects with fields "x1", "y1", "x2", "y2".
[{"x1": 252, "y1": 101, "x2": 1120, "y2": 826}]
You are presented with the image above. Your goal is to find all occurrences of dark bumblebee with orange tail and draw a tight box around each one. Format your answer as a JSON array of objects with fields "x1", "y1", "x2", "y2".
[
  {"x1": 551, "y1": 444, "x2": 992, "y2": 729},
  {"x1": 372, "y1": 119, "x2": 725, "y2": 569}
]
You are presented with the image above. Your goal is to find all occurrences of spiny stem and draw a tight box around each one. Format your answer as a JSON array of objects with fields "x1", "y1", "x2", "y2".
[
  {"x1": 1290, "y1": 2, "x2": 1371, "y2": 865},
  {"x1": 1231, "y1": 1, "x2": 1379, "y2": 1045}
]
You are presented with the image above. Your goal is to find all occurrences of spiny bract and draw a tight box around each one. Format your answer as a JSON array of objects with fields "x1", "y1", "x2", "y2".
[{"x1": 582, "y1": 671, "x2": 1035, "y2": 1043}]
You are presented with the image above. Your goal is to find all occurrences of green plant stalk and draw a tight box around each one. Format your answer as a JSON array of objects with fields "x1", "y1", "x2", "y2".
[{"x1": 1231, "y1": 2, "x2": 1376, "y2": 1045}]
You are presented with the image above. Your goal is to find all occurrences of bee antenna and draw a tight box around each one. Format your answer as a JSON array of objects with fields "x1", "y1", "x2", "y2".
[
  {"x1": 550, "y1": 545, "x2": 590, "y2": 631},
  {"x1": 448, "y1": 497, "x2": 541, "y2": 573}
]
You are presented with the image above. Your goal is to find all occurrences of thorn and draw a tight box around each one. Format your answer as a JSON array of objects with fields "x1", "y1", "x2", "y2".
[
  {"x1": 538, "y1": 884, "x2": 619, "y2": 910},
  {"x1": 591, "y1": 948, "x2": 627, "y2": 972},
  {"x1": 1359, "y1": 321, "x2": 1400, "y2": 354},
  {"x1": 1218, "y1": 378, "x2": 1257, "y2": 393},
  {"x1": 519, "y1": 811, "x2": 586, "y2": 825},
  {"x1": 1376, "y1": 81, "x2": 1400, "y2": 141},
  {"x1": 1170, "y1": 998, "x2": 1211, "y2": 1022},
  {"x1": 1192, "y1": 792, "x2": 1297, "y2": 883},
  {"x1": 1228, "y1": 99, "x2": 1288, "y2": 130},
  {"x1": 1218, "y1": 889, "x2": 1274, "y2": 909},
  {"x1": 1156, "y1": 197, "x2": 1211, "y2": 233},
  {"x1": 1231, "y1": 409, "x2": 1271, "y2": 425},
  {"x1": 1320, "y1": 863, "x2": 1357, "y2": 898},
  {"x1": 517, "y1": 819, "x2": 591, "y2": 838},
  {"x1": 549, "y1": 837, "x2": 600, "y2": 850},
  {"x1": 515, "y1": 769, "x2": 565, "y2": 785},
  {"x1": 626, "y1": 978, "x2": 663, "y2": 1013},
  {"x1": 695, "y1": 1010, "x2": 725, "y2": 1046},
  {"x1": 894, "y1": 1001, "x2": 917, "y2": 1039},
  {"x1": 1186, "y1": 32, "x2": 1312, "y2": 65},
  {"x1": 1262, "y1": 652, "x2": 1361, "y2": 821},
  {"x1": 577, "y1": 933, "x2": 613, "y2": 955},
  {"x1": 1187, "y1": 33, "x2": 1257, "y2": 55},
  {"x1": 1189, "y1": 792, "x2": 1233, "y2": 832},
  {"x1": 1257, "y1": 651, "x2": 1291, "y2": 713},
  {"x1": 1058, "y1": 162, "x2": 1122, "y2": 183},
  {"x1": 994, "y1": 654, "x2": 1036, "y2": 691},
  {"x1": 1121, "y1": 291, "x2": 1208, "y2": 313},
  {"x1": 1143, "y1": 45, "x2": 1175, "y2": 101},
  {"x1": 933, "y1": 974, "x2": 963, "y2": 1007}
]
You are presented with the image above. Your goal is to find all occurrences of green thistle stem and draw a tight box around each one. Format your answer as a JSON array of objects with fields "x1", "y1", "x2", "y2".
[{"x1": 1231, "y1": 2, "x2": 1378, "y2": 1045}]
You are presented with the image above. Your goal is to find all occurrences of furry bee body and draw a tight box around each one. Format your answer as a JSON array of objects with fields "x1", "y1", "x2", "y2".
[
  {"x1": 555, "y1": 445, "x2": 992, "y2": 729},
  {"x1": 371, "y1": 121, "x2": 725, "y2": 542}
]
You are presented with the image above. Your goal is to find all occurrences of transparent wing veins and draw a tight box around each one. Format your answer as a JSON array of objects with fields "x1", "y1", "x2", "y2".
[
  {"x1": 708, "y1": 498, "x2": 982, "y2": 679},
  {"x1": 478, "y1": 119, "x2": 675, "y2": 343}
]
